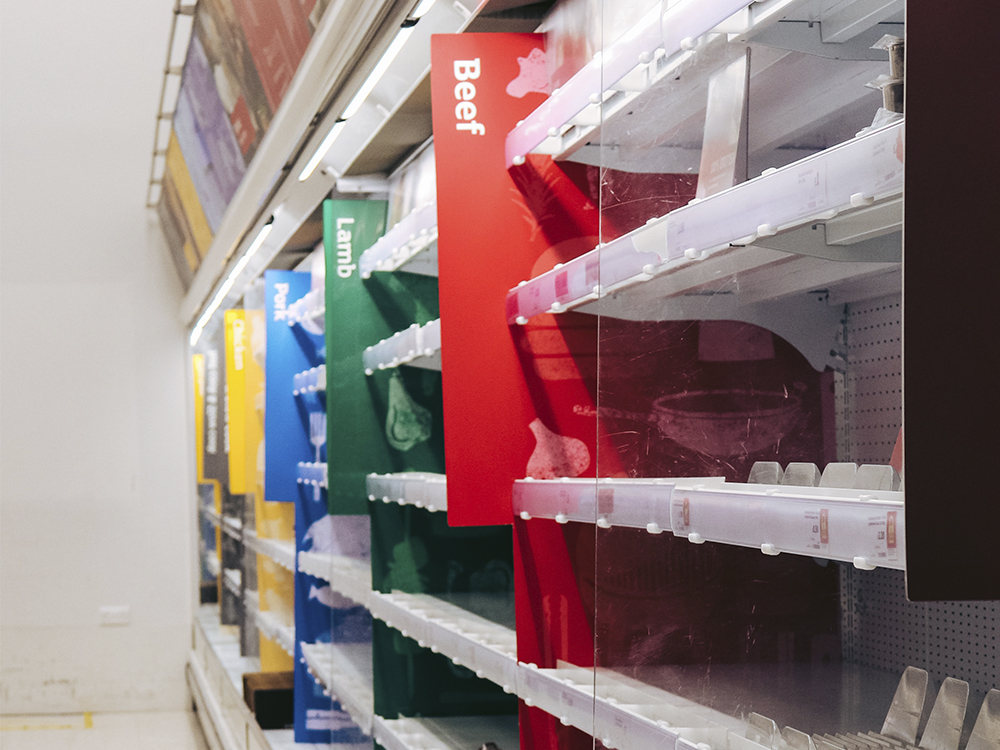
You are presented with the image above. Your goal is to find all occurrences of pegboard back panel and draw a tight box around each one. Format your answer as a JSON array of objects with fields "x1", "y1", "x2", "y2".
[
  {"x1": 841, "y1": 565, "x2": 998, "y2": 698},
  {"x1": 844, "y1": 294, "x2": 902, "y2": 465}
]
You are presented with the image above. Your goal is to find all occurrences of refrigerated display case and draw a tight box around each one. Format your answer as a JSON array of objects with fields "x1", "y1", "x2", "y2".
[{"x1": 176, "y1": 1, "x2": 999, "y2": 749}]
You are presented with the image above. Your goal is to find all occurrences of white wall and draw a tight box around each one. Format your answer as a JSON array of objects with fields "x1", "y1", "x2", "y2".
[{"x1": 0, "y1": 0, "x2": 196, "y2": 713}]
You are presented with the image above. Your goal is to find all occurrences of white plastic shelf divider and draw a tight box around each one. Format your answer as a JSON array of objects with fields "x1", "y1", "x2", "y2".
[
  {"x1": 203, "y1": 506, "x2": 222, "y2": 528},
  {"x1": 518, "y1": 664, "x2": 752, "y2": 750},
  {"x1": 366, "y1": 591, "x2": 519, "y2": 694},
  {"x1": 205, "y1": 552, "x2": 221, "y2": 579},
  {"x1": 223, "y1": 568, "x2": 242, "y2": 597},
  {"x1": 293, "y1": 364, "x2": 326, "y2": 396},
  {"x1": 254, "y1": 607, "x2": 295, "y2": 658},
  {"x1": 366, "y1": 472, "x2": 448, "y2": 512},
  {"x1": 285, "y1": 287, "x2": 325, "y2": 331},
  {"x1": 297, "y1": 550, "x2": 517, "y2": 690},
  {"x1": 513, "y1": 476, "x2": 724, "y2": 532},
  {"x1": 358, "y1": 201, "x2": 439, "y2": 279},
  {"x1": 296, "y1": 551, "x2": 373, "y2": 609},
  {"x1": 243, "y1": 529, "x2": 296, "y2": 572},
  {"x1": 222, "y1": 515, "x2": 243, "y2": 541},
  {"x1": 372, "y1": 715, "x2": 520, "y2": 750},
  {"x1": 505, "y1": 122, "x2": 904, "y2": 325},
  {"x1": 671, "y1": 481, "x2": 905, "y2": 570},
  {"x1": 504, "y1": 0, "x2": 755, "y2": 168},
  {"x1": 300, "y1": 641, "x2": 374, "y2": 736},
  {"x1": 362, "y1": 319, "x2": 442, "y2": 374},
  {"x1": 513, "y1": 476, "x2": 904, "y2": 569}
]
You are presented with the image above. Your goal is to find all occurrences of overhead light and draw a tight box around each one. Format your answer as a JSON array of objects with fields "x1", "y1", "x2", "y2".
[
  {"x1": 410, "y1": 0, "x2": 436, "y2": 18},
  {"x1": 190, "y1": 217, "x2": 274, "y2": 346},
  {"x1": 298, "y1": 120, "x2": 347, "y2": 181},
  {"x1": 298, "y1": 1, "x2": 436, "y2": 182}
]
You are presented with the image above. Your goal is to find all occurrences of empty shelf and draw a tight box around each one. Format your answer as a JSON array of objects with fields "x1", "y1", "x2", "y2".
[
  {"x1": 242, "y1": 529, "x2": 296, "y2": 572},
  {"x1": 300, "y1": 641, "x2": 374, "y2": 736},
  {"x1": 507, "y1": 122, "x2": 902, "y2": 329}
]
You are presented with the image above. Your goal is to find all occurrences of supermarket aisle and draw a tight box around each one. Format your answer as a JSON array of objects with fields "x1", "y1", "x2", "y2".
[{"x1": 0, "y1": 710, "x2": 210, "y2": 749}]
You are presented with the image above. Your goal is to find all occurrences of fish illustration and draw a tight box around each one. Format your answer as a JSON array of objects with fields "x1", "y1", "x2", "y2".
[
  {"x1": 308, "y1": 584, "x2": 352, "y2": 610},
  {"x1": 302, "y1": 514, "x2": 370, "y2": 558}
]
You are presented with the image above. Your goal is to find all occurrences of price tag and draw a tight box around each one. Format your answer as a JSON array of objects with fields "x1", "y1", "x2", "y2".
[
  {"x1": 555, "y1": 270, "x2": 570, "y2": 301},
  {"x1": 805, "y1": 507, "x2": 830, "y2": 553},
  {"x1": 672, "y1": 495, "x2": 690, "y2": 532},
  {"x1": 867, "y1": 512, "x2": 890, "y2": 562}
]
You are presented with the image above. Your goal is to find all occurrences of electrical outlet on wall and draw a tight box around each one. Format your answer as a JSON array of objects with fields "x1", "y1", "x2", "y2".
[{"x1": 98, "y1": 605, "x2": 131, "y2": 626}]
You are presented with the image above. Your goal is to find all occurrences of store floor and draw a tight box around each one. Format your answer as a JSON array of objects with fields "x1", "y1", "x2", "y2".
[{"x1": 0, "y1": 710, "x2": 210, "y2": 749}]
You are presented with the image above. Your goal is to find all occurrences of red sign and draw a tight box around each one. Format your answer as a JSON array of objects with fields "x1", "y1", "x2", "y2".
[{"x1": 432, "y1": 33, "x2": 635, "y2": 527}]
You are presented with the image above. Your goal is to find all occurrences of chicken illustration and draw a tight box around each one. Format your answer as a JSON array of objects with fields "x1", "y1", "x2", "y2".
[{"x1": 526, "y1": 418, "x2": 590, "y2": 479}]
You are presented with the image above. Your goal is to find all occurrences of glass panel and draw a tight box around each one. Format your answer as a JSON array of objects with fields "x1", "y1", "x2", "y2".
[{"x1": 581, "y1": 0, "x2": 997, "y2": 747}]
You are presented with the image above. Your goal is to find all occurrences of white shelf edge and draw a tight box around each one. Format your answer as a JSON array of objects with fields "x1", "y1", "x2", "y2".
[
  {"x1": 300, "y1": 641, "x2": 375, "y2": 736},
  {"x1": 506, "y1": 122, "x2": 904, "y2": 327},
  {"x1": 367, "y1": 590, "x2": 519, "y2": 694},
  {"x1": 243, "y1": 529, "x2": 297, "y2": 572},
  {"x1": 512, "y1": 476, "x2": 725, "y2": 532},
  {"x1": 358, "y1": 201, "x2": 439, "y2": 279},
  {"x1": 366, "y1": 472, "x2": 448, "y2": 513},
  {"x1": 204, "y1": 552, "x2": 221, "y2": 579},
  {"x1": 222, "y1": 568, "x2": 242, "y2": 597},
  {"x1": 518, "y1": 663, "x2": 750, "y2": 750},
  {"x1": 296, "y1": 461, "x2": 328, "y2": 490},
  {"x1": 513, "y1": 475, "x2": 904, "y2": 569},
  {"x1": 188, "y1": 650, "x2": 244, "y2": 750},
  {"x1": 285, "y1": 288, "x2": 325, "y2": 332},
  {"x1": 672, "y1": 480, "x2": 905, "y2": 570},
  {"x1": 504, "y1": 0, "x2": 757, "y2": 168},
  {"x1": 362, "y1": 318, "x2": 442, "y2": 374},
  {"x1": 222, "y1": 515, "x2": 243, "y2": 541},
  {"x1": 293, "y1": 364, "x2": 327, "y2": 397},
  {"x1": 202, "y1": 507, "x2": 222, "y2": 528},
  {"x1": 296, "y1": 551, "x2": 373, "y2": 609},
  {"x1": 254, "y1": 608, "x2": 296, "y2": 657}
]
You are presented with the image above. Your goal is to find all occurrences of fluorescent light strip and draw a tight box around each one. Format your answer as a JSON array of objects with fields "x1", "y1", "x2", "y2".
[
  {"x1": 298, "y1": 120, "x2": 347, "y2": 182},
  {"x1": 298, "y1": 0, "x2": 436, "y2": 182},
  {"x1": 342, "y1": 27, "x2": 414, "y2": 119},
  {"x1": 411, "y1": 0, "x2": 435, "y2": 18}
]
